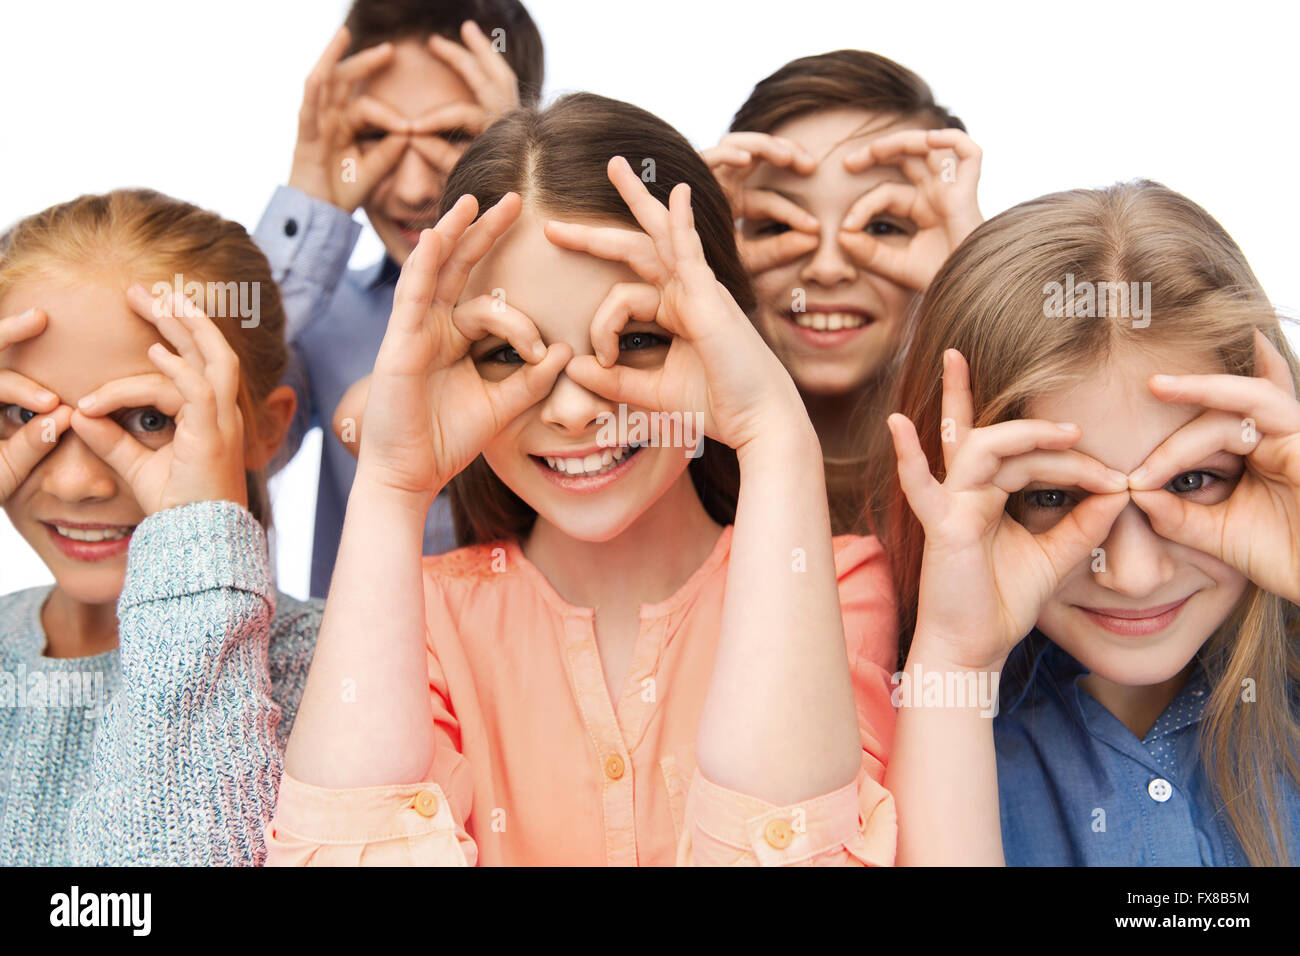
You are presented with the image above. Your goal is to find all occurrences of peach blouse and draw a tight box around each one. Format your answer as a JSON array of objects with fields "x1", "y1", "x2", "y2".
[{"x1": 267, "y1": 527, "x2": 899, "y2": 865}]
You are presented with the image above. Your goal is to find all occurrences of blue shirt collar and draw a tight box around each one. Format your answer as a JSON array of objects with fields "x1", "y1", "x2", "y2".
[{"x1": 361, "y1": 255, "x2": 401, "y2": 292}]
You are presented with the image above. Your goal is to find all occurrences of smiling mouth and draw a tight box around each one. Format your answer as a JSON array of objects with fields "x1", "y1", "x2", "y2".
[
  {"x1": 1077, "y1": 596, "x2": 1192, "y2": 636},
  {"x1": 42, "y1": 521, "x2": 137, "y2": 562},
  {"x1": 786, "y1": 309, "x2": 873, "y2": 332},
  {"x1": 536, "y1": 444, "x2": 641, "y2": 478}
]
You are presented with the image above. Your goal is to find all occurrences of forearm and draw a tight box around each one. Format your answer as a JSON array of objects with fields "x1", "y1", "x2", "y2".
[
  {"x1": 697, "y1": 420, "x2": 861, "y2": 805},
  {"x1": 283, "y1": 474, "x2": 437, "y2": 788},
  {"x1": 885, "y1": 638, "x2": 1005, "y2": 865}
]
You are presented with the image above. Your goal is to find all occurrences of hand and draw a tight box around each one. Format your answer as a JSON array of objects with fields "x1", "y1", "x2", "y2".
[
  {"x1": 289, "y1": 26, "x2": 412, "y2": 213},
  {"x1": 544, "y1": 156, "x2": 811, "y2": 458},
  {"x1": 71, "y1": 286, "x2": 248, "y2": 514},
  {"x1": 889, "y1": 350, "x2": 1130, "y2": 669},
  {"x1": 423, "y1": 20, "x2": 522, "y2": 133},
  {"x1": 1129, "y1": 330, "x2": 1300, "y2": 604},
  {"x1": 357, "y1": 191, "x2": 571, "y2": 504},
  {"x1": 0, "y1": 307, "x2": 72, "y2": 501},
  {"x1": 702, "y1": 131, "x2": 821, "y2": 273},
  {"x1": 839, "y1": 129, "x2": 983, "y2": 292}
]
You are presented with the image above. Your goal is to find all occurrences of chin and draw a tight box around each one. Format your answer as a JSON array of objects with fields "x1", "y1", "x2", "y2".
[
  {"x1": 47, "y1": 562, "x2": 127, "y2": 607},
  {"x1": 1038, "y1": 610, "x2": 1213, "y2": 689}
]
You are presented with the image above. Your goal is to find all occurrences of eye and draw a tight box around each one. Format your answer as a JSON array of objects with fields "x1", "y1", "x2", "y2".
[
  {"x1": 116, "y1": 406, "x2": 175, "y2": 440},
  {"x1": 481, "y1": 344, "x2": 524, "y2": 366},
  {"x1": 864, "y1": 218, "x2": 909, "y2": 237},
  {"x1": 355, "y1": 127, "x2": 386, "y2": 144},
  {"x1": 1165, "y1": 471, "x2": 1218, "y2": 494},
  {"x1": 618, "y1": 331, "x2": 669, "y2": 352},
  {"x1": 1027, "y1": 488, "x2": 1070, "y2": 509},
  {"x1": 2, "y1": 403, "x2": 37, "y2": 426},
  {"x1": 753, "y1": 220, "x2": 791, "y2": 237}
]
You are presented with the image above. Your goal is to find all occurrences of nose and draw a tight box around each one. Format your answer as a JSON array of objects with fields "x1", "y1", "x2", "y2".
[
  {"x1": 389, "y1": 146, "x2": 445, "y2": 213},
  {"x1": 1091, "y1": 502, "x2": 1178, "y2": 599},
  {"x1": 537, "y1": 371, "x2": 618, "y2": 437},
  {"x1": 38, "y1": 432, "x2": 120, "y2": 505},
  {"x1": 798, "y1": 226, "x2": 857, "y2": 287}
]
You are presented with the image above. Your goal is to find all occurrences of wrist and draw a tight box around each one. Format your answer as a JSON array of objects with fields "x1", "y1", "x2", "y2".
[{"x1": 733, "y1": 406, "x2": 821, "y2": 470}]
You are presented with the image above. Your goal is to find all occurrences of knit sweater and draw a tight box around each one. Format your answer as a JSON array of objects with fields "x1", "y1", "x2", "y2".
[{"x1": 0, "y1": 501, "x2": 320, "y2": 865}]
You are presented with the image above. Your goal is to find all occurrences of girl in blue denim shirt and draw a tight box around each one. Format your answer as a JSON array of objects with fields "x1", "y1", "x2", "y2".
[{"x1": 875, "y1": 181, "x2": 1300, "y2": 865}]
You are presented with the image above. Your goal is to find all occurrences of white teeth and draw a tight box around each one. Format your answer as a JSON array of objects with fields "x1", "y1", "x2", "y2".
[
  {"x1": 54, "y1": 525, "x2": 130, "y2": 542},
  {"x1": 791, "y1": 311, "x2": 868, "y2": 331},
  {"x1": 541, "y1": 446, "x2": 638, "y2": 478}
]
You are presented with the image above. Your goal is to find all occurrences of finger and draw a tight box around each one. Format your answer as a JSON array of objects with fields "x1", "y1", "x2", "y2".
[
  {"x1": 1129, "y1": 489, "x2": 1226, "y2": 560},
  {"x1": 75, "y1": 373, "x2": 183, "y2": 418},
  {"x1": 432, "y1": 192, "x2": 522, "y2": 312},
  {"x1": 666, "y1": 183, "x2": 719, "y2": 306},
  {"x1": 736, "y1": 188, "x2": 819, "y2": 234},
  {"x1": 939, "y1": 349, "x2": 973, "y2": 470},
  {"x1": 841, "y1": 182, "x2": 925, "y2": 232},
  {"x1": 460, "y1": 20, "x2": 520, "y2": 97},
  {"x1": 843, "y1": 128, "x2": 979, "y2": 173},
  {"x1": 543, "y1": 220, "x2": 670, "y2": 286},
  {"x1": 409, "y1": 101, "x2": 492, "y2": 137},
  {"x1": 0, "y1": 368, "x2": 59, "y2": 413},
  {"x1": 1254, "y1": 329, "x2": 1298, "y2": 398},
  {"x1": 483, "y1": 343, "x2": 572, "y2": 429},
  {"x1": 587, "y1": 283, "x2": 661, "y2": 367},
  {"x1": 333, "y1": 40, "x2": 396, "y2": 86},
  {"x1": 739, "y1": 231, "x2": 820, "y2": 274},
  {"x1": 344, "y1": 95, "x2": 412, "y2": 136},
  {"x1": 351, "y1": 132, "x2": 410, "y2": 195},
  {"x1": 709, "y1": 132, "x2": 817, "y2": 175},
  {"x1": 389, "y1": 229, "x2": 444, "y2": 335},
  {"x1": 1036, "y1": 491, "x2": 1131, "y2": 579},
  {"x1": 992, "y1": 448, "x2": 1130, "y2": 495},
  {"x1": 948, "y1": 420, "x2": 1083, "y2": 491},
  {"x1": 0, "y1": 405, "x2": 71, "y2": 496},
  {"x1": 431, "y1": 193, "x2": 480, "y2": 268},
  {"x1": 427, "y1": 32, "x2": 500, "y2": 113},
  {"x1": 170, "y1": 295, "x2": 241, "y2": 424},
  {"x1": 607, "y1": 156, "x2": 674, "y2": 265},
  {"x1": 564, "y1": 354, "x2": 664, "y2": 411},
  {"x1": 0, "y1": 307, "x2": 48, "y2": 350},
  {"x1": 1145, "y1": 369, "x2": 1300, "y2": 440},
  {"x1": 147, "y1": 342, "x2": 219, "y2": 436},
  {"x1": 309, "y1": 26, "x2": 351, "y2": 80},
  {"x1": 67, "y1": 409, "x2": 152, "y2": 487},
  {"x1": 701, "y1": 145, "x2": 752, "y2": 171},
  {"x1": 125, "y1": 286, "x2": 202, "y2": 369},
  {"x1": 1127, "y1": 410, "x2": 1253, "y2": 490},
  {"x1": 887, "y1": 412, "x2": 947, "y2": 527},
  {"x1": 453, "y1": 294, "x2": 547, "y2": 362},
  {"x1": 408, "y1": 135, "x2": 465, "y2": 174}
]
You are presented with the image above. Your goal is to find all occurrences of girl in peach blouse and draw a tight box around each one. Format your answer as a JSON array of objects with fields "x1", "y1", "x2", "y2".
[{"x1": 269, "y1": 93, "x2": 898, "y2": 866}]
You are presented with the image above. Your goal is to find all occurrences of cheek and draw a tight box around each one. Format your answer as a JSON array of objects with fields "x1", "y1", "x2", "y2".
[
  {"x1": 866, "y1": 274, "x2": 916, "y2": 321},
  {"x1": 752, "y1": 265, "x2": 797, "y2": 305}
]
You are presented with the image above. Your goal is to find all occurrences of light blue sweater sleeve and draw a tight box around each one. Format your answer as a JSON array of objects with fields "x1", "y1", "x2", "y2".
[{"x1": 66, "y1": 501, "x2": 320, "y2": 866}]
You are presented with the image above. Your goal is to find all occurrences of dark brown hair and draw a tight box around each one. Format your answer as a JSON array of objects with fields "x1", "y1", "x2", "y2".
[
  {"x1": 344, "y1": 0, "x2": 544, "y2": 107},
  {"x1": 438, "y1": 92, "x2": 753, "y2": 545},
  {"x1": 730, "y1": 49, "x2": 964, "y2": 136},
  {"x1": 0, "y1": 189, "x2": 288, "y2": 527},
  {"x1": 863, "y1": 180, "x2": 1300, "y2": 865}
]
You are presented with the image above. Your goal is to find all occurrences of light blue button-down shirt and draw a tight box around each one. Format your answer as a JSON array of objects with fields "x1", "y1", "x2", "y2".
[
  {"x1": 995, "y1": 631, "x2": 1300, "y2": 865},
  {"x1": 254, "y1": 186, "x2": 457, "y2": 598}
]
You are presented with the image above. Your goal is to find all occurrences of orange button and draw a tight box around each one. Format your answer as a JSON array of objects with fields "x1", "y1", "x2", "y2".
[
  {"x1": 414, "y1": 790, "x2": 439, "y2": 817},
  {"x1": 764, "y1": 818, "x2": 794, "y2": 850},
  {"x1": 605, "y1": 755, "x2": 626, "y2": 780}
]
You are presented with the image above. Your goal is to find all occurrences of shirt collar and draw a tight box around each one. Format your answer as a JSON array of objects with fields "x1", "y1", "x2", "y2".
[{"x1": 362, "y1": 255, "x2": 401, "y2": 291}]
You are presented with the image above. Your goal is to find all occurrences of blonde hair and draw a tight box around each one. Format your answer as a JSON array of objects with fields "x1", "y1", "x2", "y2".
[
  {"x1": 866, "y1": 180, "x2": 1300, "y2": 865},
  {"x1": 0, "y1": 189, "x2": 288, "y2": 526}
]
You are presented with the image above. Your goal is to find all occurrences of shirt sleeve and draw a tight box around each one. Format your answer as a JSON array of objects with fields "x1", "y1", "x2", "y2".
[
  {"x1": 675, "y1": 533, "x2": 899, "y2": 866},
  {"x1": 66, "y1": 501, "x2": 311, "y2": 866},
  {"x1": 252, "y1": 184, "x2": 360, "y2": 342},
  {"x1": 265, "y1": 568, "x2": 479, "y2": 866}
]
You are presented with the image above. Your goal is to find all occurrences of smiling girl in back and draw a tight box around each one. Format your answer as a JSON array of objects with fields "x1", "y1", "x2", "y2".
[
  {"x1": 0, "y1": 190, "x2": 317, "y2": 864},
  {"x1": 878, "y1": 181, "x2": 1300, "y2": 865},
  {"x1": 271, "y1": 93, "x2": 899, "y2": 866}
]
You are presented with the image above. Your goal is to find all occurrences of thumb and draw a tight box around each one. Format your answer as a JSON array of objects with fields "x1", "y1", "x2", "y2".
[
  {"x1": 1129, "y1": 489, "x2": 1226, "y2": 560},
  {"x1": 1036, "y1": 490, "x2": 1129, "y2": 580},
  {"x1": 483, "y1": 343, "x2": 572, "y2": 428},
  {"x1": 68, "y1": 410, "x2": 153, "y2": 491}
]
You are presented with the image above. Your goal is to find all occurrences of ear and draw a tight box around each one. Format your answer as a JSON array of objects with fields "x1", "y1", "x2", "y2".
[{"x1": 244, "y1": 385, "x2": 298, "y2": 471}]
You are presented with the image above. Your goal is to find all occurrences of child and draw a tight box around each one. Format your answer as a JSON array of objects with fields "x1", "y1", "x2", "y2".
[
  {"x1": 704, "y1": 50, "x2": 982, "y2": 532},
  {"x1": 0, "y1": 189, "x2": 318, "y2": 864},
  {"x1": 878, "y1": 181, "x2": 1300, "y2": 865},
  {"x1": 269, "y1": 93, "x2": 899, "y2": 866},
  {"x1": 255, "y1": 0, "x2": 545, "y2": 597}
]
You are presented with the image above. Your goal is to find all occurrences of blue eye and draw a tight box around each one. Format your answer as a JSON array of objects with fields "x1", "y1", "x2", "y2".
[
  {"x1": 1165, "y1": 471, "x2": 1215, "y2": 494},
  {"x1": 1027, "y1": 489, "x2": 1070, "y2": 509},
  {"x1": 118, "y1": 407, "x2": 174, "y2": 435},
  {"x1": 618, "y1": 332, "x2": 669, "y2": 352},
  {"x1": 483, "y1": 345, "x2": 524, "y2": 365},
  {"x1": 1, "y1": 404, "x2": 36, "y2": 427}
]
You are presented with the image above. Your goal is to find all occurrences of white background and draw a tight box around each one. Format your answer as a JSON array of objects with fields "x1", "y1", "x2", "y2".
[{"x1": 2, "y1": 0, "x2": 1297, "y2": 598}]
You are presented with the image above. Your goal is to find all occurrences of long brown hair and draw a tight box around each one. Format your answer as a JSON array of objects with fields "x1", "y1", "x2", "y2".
[
  {"x1": 438, "y1": 92, "x2": 753, "y2": 545},
  {"x1": 865, "y1": 180, "x2": 1300, "y2": 865},
  {"x1": 0, "y1": 189, "x2": 289, "y2": 527},
  {"x1": 730, "y1": 50, "x2": 964, "y2": 535}
]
